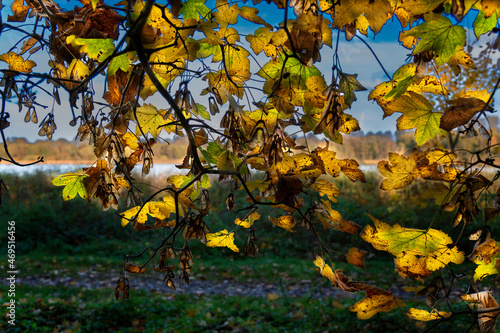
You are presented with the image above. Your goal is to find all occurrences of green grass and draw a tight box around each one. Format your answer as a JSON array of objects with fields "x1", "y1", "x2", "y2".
[
  {"x1": 0, "y1": 285, "x2": 479, "y2": 333},
  {"x1": 0, "y1": 171, "x2": 494, "y2": 332}
]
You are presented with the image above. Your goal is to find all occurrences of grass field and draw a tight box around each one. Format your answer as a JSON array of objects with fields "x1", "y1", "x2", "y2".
[{"x1": 0, "y1": 170, "x2": 495, "y2": 332}]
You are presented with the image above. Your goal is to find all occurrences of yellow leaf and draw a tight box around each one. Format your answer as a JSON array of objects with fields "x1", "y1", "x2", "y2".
[
  {"x1": 121, "y1": 132, "x2": 139, "y2": 150},
  {"x1": 378, "y1": 152, "x2": 418, "y2": 190},
  {"x1": 206, "y1": 229, "x2": 239, "y2": 252},
  {"x1": 235, "y1": 212, "x2": 260, "y2": 228},
  {"x1": 315, "y1": 148, "x2": 341, "y2": 177},
  {"x1": 349, "y1": 294, "x2": 405, "y2": 320},
  {"x1": 67, "y1": 59, "x2": 90, "y2": 81},
  {"x1": 426, "y1": 149, "x2": 457, "y2": 165},
  {"x1": 126, "y1": 104, "x2": 176, "y2": 139},
  {"x1": 269, "y1": 215, "x2": 296, "y2": 232},
  {"x1": 311, "y1": 179, "x2": 341, "y2": 202},
  {"x1": 216, "y1": 150, "x2": 235, "y2": 171},
  {"x1": 213, "y1": 0, "x2": 239, "y2": 28},
  {"x1": 120, "y1": 196, "x2": 176, "y2": 227},
  {"x1": 313, "y1": 256, "x2": 337, "y2": 284},
  {"x1": 267, "y1": 292, "x2": 279, "y2": 301},
  {"x1": 361, "y1": 214, "x2": 465, "y2": 280},
  {"x1": 0, "y1": 52, "x2": 36, "y2": 73},
  {"x1": 406, "y1": 308, "x2": 451, "y2": 321}
]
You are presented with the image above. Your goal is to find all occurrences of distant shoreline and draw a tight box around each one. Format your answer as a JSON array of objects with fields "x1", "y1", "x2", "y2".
[{"x1": 13, "y1": 159, "x2": 185, "y2": 165}]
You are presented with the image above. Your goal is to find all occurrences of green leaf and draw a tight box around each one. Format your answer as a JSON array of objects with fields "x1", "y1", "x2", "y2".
[
  {"x1": 473, "y1": 10, "x2": 498, "y2": 39},
  {"x1": 195, "y1": 103, "x2": 210, "y2": 120},
  {"x1": 108, "y1": 54, "x2": 130, "y2": 76},
  {"x1": 52, "y1": 173, "x2": 89, "y2": 201},
  {"x1": 388, "y1": 92, "x2": 446, "y2": 146},
  {"x1": 339, "y1": 72, "x2": 367, "y2": 107},
  {"x1": 180, "y1": 0, "x2": 210, "y2": 20},
  {"x1": 257, "y1": 53, "x2": 321, "y2": 96},
  {"x1": 405, "y1": 14, "x2": 466, "y2": 66},
  {"x1": 66, "y1": 35, "x2": 115, "y2": 62}
]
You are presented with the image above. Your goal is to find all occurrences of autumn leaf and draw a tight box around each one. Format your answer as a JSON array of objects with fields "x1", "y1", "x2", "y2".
[
  {"x1": 108, "y1": 54, "x2": 130, "y2": 76},
  {"x1": 440, "y1": 97, "x2": 494, "y2": 131},
  {"x1": 120, "y1": 196, "x2": 177, "y2": 227},
  {"x1": 345, "y1": 247, "x2": 367, "y2": 269},
  {"x1": 406, "y1": 14, "x2": 466, "y2": 66},
  {"x1": 235, "y1": 212, "x2": 260, "y2": 228},
  {"x1": 0, "y1": 52, "x2": 36, "y2": 73},
  {"x1": 378, "y1": 152, "x2": 418, "y2": 190},
  {"x1": 474, "y1": 10, "x2": 498, "y2": 39},
  {"x1": 66, "y1": 35, "x2": 115, "y2": 62},
  {"x1": 387, "y1": 92, "x2": 446, "y2": 146},
  {"x1": 269, "y1": 215, "x2": 296, "y2": 232},
  {"x1": 52, "y1": 173, "x2": 89, "y2": 201},
  {"x1": 349, "y1": 294, "x2": 406, "y2": 320},
  {"x1": 126, "y1": 104, "x2": 176, "y2": 139},
  {"x1": 8, "y1": 0, "x2": 29, "y2": 22},
  {"x1": 180, "y1": 0, "x2": 210, "y2": 20},
  {"x1": 406, "y1": 308, "x2": 451, "y2": 321},
  {"x1": 206, "y1": 229, "x2": 239, "y2": 252},
  {"x1": 361, "y1": 214, "x2": 465, "y2": 280},
  {"x1": 461, "y1": 291, "x2": 500, "y2": 333},
  {"x1": 339, "y1": 72, "x2": 367, "y2": 107}
]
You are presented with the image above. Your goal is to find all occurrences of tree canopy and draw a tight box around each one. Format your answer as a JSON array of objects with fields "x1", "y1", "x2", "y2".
[{"x1": 2, "y1": 0, "x2": 500, "y2": 330}]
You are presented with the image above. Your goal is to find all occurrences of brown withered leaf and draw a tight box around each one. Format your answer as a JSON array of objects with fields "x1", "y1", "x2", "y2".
[
  {"x1": 462, "y1": 290, "x2": 500, "y2": 333},
  {"x1": 345, "y1": 247, "x2": 367, "y2": 269},
  {"x1": 103, "y1": 70, "x2": 140, "y2": 108},
  {"x1": 244, "y1": 230, "x2": 259, "y2": 257},
  {"x1": 226, "y1": 192, "x2": 235, "y2": 211},
  {"x1": 124, "y1": 262, "x2": 146, "y2": 274},
  {"x1": 469, "y1": 234, "x2": 500, "y2": 266},
  {"x1": 440, "y1": 97, "x2": 493, "y2": 131},
  {"x1": 114, "y1": 276, "x2": 129, "y2": 302},
  {"x1": 179, "y1": 246, "x2": 193, "y2": 285}
]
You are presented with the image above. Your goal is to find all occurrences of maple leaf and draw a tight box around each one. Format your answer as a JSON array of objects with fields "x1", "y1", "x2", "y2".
[
  {"x1": 440, "y1": 97, "x2": 493, "y2": 131},
  {"x1": 0, "y1": 52, "x2": 36, "y2": 73},
  {"x1": 378, "y1": 152, "x2": 418, "y2": 190},
  {"x1": 349, "y1": 294, "x2": 406, "y2": 320},
  {"x1": 66, "y1": 35, "x2": 115, "y2": 62},
  {"x1": 345, "y1": 247, "x2": 367, "y2": 269},
  {"x1": 180, "y1": 0, "x2": 210, "y2": 20},
  {"x1": 120, "y1": 196, "x2": 177, "y2": 227},
  {"x1": 126, "y1": 104, "x2": 177, "y2": 139},
  {"x1": 8, "y1": 0, "x2": 30, "y2": 22},
  {"x1": 51, "y1": 173, "x2": 89, "y2": 201},
  {"x1": 269, "y1": 215, "x2": 296, "y2": 233},
  {"x1": 206, "y1": 229, "x2": 239, "y2": 252},
  {"x1": 474, "y1": 10, "x2": 498, "y2": 39},
  {"x1": 406, "y1": 308, "x2": 451, "y2": 321},
  {"x1": 235, "y1": 212, "x2": 261, "y2": 228},
  {"x1": 361, "y1": 214, "x2": 465, "y2": 280},
  {"x1": 213, "y1": 0, "x2": 239, "y2": 28},
  {"x1": 387, "y1": 92, "x2": 446, "y2": 146},
  {"x1": 406, "y1": 14, "x2": 466, "y2": 66},
  {"x1": 108, "y1": 54, "x2": 130, "y2": 76},
  {"x1": 339, "y1": 72, "x2": 367, "y2": 107}
]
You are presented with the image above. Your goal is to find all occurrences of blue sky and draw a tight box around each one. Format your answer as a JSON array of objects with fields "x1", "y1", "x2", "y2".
[{"x1": 0, "y1": 1, "x2": 497, "y2": 142}]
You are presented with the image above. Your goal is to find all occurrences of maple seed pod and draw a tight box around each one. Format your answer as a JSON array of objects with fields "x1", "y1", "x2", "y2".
[{"x1": 141, "y1": 24, "x2": 158, "y2": 45}]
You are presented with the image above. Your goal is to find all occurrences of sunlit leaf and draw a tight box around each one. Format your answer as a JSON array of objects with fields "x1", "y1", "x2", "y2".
[
  {"x1": 349, "y1": 294, "x2": 405, "y2": 320},
  {"x1": 378, "y1": 153, "x2": 418, "y2": 190},
  {"x1": 126, "y1": 104, "x2": 177, "y2": 139},
  {"x1": 406, "y1": 308, "x2": 451, "y2": 321},
  {"x1": 206, "y1": 229, "x2": 239, "y2": 252},
  {"x1": 0, "y1": 52, "x2": 36, "y2": 73},
  {"x1": 235, "y1": 212, "x2": 261, "y2": 228},
  {"x1": 269, "y1": 215, "x2": 296, "y2": 232},
  {"x1": 51, "y1": 173, "x2": 89, "y2": 201},
  {"x1": 406, "y1": 14, "x2": 466, "y2": 66}
]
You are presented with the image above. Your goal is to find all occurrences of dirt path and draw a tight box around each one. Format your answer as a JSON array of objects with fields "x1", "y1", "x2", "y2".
[{"x1": 16, "y1": 271, "x2": 357, "y2": 299}]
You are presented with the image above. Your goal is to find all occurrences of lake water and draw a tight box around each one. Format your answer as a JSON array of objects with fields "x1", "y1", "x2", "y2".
[{"x1": 0, "y1": 162, "x2": 378, "y2": 176}]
